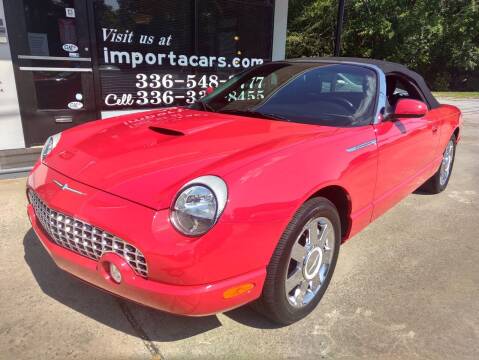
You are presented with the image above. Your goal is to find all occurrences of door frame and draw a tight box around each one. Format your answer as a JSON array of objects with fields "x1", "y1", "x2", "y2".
[
  {"x1": 3, "y1": 0, "x2": 101, "y2": 147},
  {"x1": 85, "y1": 0, "x2": 103, "y2": 115}
]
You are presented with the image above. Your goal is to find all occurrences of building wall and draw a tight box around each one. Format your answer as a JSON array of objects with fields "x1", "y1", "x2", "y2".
[
  {"x1": 0, "y1": 0, "x2": 24, "y2": 150},
  {"x1": 272, "y1": 0, "x2": 288, "y2": 61}
]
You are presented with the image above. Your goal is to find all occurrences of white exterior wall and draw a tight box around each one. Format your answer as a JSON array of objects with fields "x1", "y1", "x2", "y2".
[
  {"x1": 101, "y1": 109, "x2": 159, "y2": 119},
  {"x1": 272, "y1": 0, "x2": 289, "y2": 61},
  {"x1": 0, "y1": 1, "x2": 25, "y2": 150}
]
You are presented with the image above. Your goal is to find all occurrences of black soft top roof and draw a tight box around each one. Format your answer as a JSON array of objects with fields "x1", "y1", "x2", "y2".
[{"x1": 288, "y1": 57, "x2": 440, "y2": 108}]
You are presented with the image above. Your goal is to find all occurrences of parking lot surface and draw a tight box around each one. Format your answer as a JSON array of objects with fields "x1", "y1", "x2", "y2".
[{"x1": 1, "y1": 99, "x2": 478, "y2": 360}]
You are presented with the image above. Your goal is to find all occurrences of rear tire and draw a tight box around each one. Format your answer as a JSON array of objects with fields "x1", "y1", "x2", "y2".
[
  {"x1": 421, "y1": 135, "x2": 456, "y2": 194},
  {"x1": 253, "y1": 197, "x2": 341, "y2": 325}
]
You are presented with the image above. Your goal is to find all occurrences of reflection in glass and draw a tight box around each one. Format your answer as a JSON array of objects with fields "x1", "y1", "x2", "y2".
[
  {"x1": 93, "y1": 0, "x2": 275, "y2": 110},
  {"x1": 34, "y1": 71, "x2": 83, "y2": 110},
  {"x1": 24, "y1": 0, "x2": 78, "y2": 57}
]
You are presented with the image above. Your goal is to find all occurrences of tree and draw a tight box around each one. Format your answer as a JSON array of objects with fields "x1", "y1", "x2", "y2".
[
  {"x1": 287, "y1": 0, "x2": 337, "y2": 57},
  {"x1": 286, "y1": 0, "x2": 479, "y2": 90}
]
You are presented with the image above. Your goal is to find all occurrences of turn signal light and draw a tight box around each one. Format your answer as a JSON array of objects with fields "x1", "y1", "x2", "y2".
[{"x1": 223, "y1": 283, "x2": 255, "y2": 299}]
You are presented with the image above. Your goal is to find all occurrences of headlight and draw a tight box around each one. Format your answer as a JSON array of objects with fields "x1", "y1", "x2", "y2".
[
  {"x1": 170, "y1": 176, "x2": 228, "y2": 236},
  {"x1": 41, "y1": 133, "x2": 62, "y2": 162}
]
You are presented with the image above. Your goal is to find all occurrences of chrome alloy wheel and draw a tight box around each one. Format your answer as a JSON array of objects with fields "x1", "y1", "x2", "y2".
[
  {"x1": 285, "y1": 217, "x2": 335, "y2": 308},
  {"x1": 439, "y1": 140, "x2": 455, "y2": 186}
]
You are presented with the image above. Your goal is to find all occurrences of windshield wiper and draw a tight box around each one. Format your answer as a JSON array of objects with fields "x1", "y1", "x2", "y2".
[
  {"x1": 219, "y1": 109, "x2": 290, "y2": 121},
  {"x1": 197, "y1": 99, "x2": 215, "y2": 112}
]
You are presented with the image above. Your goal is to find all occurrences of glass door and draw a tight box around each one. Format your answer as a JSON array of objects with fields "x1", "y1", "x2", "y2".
[{"x1": 4, "y1": 0, "x2": 99, "y2": 146}]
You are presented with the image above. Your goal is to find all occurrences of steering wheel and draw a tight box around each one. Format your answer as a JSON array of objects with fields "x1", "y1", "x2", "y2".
[{"x1": 329, "y1": 98, "x2": 356, "y2": 112}]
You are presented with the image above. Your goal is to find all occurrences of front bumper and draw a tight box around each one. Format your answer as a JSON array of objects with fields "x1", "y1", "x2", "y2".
[{"x1": 26, "y1": 163, "x2": 266, "y2": 316}]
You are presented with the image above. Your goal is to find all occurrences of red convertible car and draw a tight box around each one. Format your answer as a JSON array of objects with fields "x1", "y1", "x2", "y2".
[{"x1": 27, "y1": 57, "x2": 462, "y2": 324}]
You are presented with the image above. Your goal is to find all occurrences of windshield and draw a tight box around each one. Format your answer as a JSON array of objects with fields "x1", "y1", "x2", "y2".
[{"x1": 190, "y1": 62, "x2": 378, "y2": 127}]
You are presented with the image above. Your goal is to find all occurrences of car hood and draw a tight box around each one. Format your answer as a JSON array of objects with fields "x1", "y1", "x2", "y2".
[{"x1": 46, "y1": 108, "x2": 337, "y2": 209}]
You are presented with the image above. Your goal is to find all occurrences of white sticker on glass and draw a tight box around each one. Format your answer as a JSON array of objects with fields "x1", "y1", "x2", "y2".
[
  {"x1": 62, "y1": 44, "x2": 78, "y2": 52},
  {"x1": 66, "y1": 8, "x2": 76, "y2": 18},
  {"x1": 68, "y1": 101, "x2": 83, "y2": 110}
]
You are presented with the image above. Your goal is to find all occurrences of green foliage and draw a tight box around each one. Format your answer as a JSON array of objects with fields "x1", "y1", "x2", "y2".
[
  {"x1": 286, "y1": 0, "x2": 337, "y2": 57},
  {"x1": 286, "y1": 0, "x2": 479, "y2": 90}
]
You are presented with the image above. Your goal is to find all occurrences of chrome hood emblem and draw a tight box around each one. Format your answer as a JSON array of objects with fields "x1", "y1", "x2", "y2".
[{"x1": 53, "y1": 180, "x2": 85, "y2": 196}]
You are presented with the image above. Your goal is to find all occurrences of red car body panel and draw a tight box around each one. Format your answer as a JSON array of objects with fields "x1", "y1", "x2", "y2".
[
  {"x1": 372, "y1": 105, "x2": 461, "y2": 219},
  {"x1": 27, "y1": 101, "x2": 461, "y2": 315},
  {"x1": 44, "y1": 108, "x2": 338, "y2": 210},
  {"x1": 28, "y1": 205, "x2": 265, "y2": 316}
]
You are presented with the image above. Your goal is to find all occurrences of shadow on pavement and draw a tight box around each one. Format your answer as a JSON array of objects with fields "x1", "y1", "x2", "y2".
[
  {"x1": 23, "y1": 229, "x2": 223, "y2": 342},
  {"x1": 413, "y1": 188, "x2": 436, "y2": 196},
  {"x1": 224, "y1": 307, "x2": 284, "y2": 329}
]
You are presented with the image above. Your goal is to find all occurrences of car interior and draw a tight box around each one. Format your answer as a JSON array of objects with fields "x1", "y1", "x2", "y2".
[
  {"x1": 385, "y1": 74, "x2": 428, "y2": 112},
  {"x1": 256, "y1": 67, "x2": 378, "y2": 126},
  {"x1": 211, "y1": 64, "x2": 436, "y2": 127}
]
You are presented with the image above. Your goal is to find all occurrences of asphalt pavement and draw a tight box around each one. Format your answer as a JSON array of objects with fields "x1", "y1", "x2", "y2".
[{"x1": 0, "y1": 99, "x2": 478, "y2": 360}]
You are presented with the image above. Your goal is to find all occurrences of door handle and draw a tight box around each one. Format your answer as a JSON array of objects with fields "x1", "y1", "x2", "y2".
[{"x1": 55, "y1": 116, "x2": 73, "y2": 123}]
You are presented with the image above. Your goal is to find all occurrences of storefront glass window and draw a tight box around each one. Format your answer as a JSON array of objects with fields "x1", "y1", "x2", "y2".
[
  {"x1": 24, "y1": 0, "x2": 79, "y2": 57},
  {"x1": 33, "y1": 71, "x2": 85, "y2": 110},
  {"x1": 93, "y1": 0, "x2": 275, "y2": 110}
]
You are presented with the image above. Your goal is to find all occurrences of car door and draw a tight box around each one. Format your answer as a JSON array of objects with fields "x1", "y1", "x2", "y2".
[{"x1": 372, "y1": 76, "x2": 440, "y2": 220}]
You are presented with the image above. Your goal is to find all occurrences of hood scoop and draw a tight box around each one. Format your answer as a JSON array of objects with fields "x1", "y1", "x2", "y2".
[{"x1": 148, "y1": 126, "x2": 184, "y2": 137}]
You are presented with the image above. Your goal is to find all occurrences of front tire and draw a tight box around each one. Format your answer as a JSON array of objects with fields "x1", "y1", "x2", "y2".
[
  {"x1": 422, "y1": 135, "x2": 456, "y2": 194},
  {"x1": 253, "y1": 197, "x2": 341, "y2": 325}
]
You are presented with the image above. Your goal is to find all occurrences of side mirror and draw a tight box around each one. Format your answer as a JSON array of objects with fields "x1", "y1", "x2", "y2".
[{"x1": 392, "y1": 99, "x2": 428, "y2": 119}]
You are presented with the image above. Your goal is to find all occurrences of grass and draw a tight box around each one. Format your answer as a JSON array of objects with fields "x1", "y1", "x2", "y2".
[{"x1": 433, "y1": 92, "x2": 479, "y2": 99}]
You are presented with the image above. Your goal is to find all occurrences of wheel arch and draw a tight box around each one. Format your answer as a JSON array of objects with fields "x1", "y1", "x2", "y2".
[
  {"x1": 308, "y1": 185, "x2": 352, "y2": 241},
  {"x1": 453, "y1": 127, "x2": 460, "y2": 141}
]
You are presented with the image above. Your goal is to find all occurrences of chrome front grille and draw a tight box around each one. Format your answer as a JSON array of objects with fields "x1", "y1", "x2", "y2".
[{"x1": 28, "y1": 190, "x2": 148, "y2": 277}]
